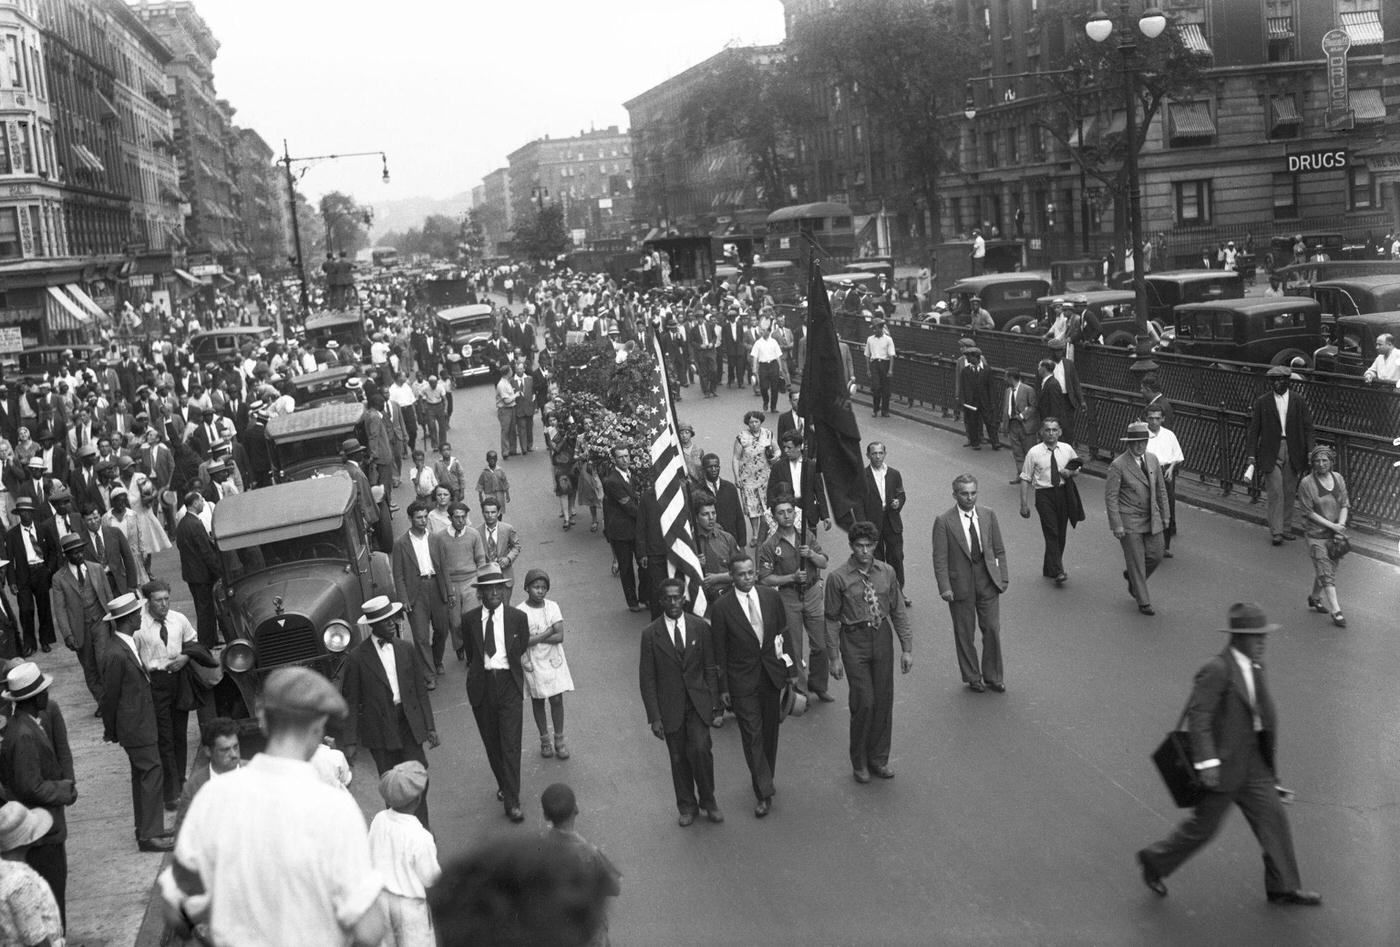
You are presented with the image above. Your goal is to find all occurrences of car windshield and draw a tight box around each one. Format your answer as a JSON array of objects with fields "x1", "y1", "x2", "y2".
[
  {"x1": 275, "y1": 434, "x2": 352, "y2": 470},
  {"x1": 223, "y1": 526, "x2": 348, "y2": 582}
]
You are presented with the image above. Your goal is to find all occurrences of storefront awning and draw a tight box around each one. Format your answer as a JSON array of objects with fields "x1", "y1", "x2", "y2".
[
  {"x1": 173, "y1": 268, "x2": 205, "y2": 287},
  {"x1": 96, "y1": 90, "x2": 119, "y2": 122},
  {"x1": 46, "y1": 286, "x2": 91, "y2": 328},
  {"x1": 1177, "y1": 23, "x2": 1211, "y2": 57},
  {"x1": 67, "y1": 284, "x2": 106, "y2": 321},
  {"x1": 1352, "y1": 88, "x2": 1386, "y2": 124},
  {"x1": 1340, "y1": 11, "x2": 1383, "y2": 47}
]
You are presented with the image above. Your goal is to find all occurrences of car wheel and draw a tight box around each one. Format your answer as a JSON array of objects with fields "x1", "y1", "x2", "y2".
[
  {"x1": 1003, "y1": 316, "x2": 1035, "y2": 334},
  {"x1": 1271, "y1": 349, "x2": 1311, "y2": 370}
]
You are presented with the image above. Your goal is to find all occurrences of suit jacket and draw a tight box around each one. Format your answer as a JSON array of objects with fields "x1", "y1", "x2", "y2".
[
  {"x1": 639, "y1": 612, "x2": 721, "y2": 732},
  {"x1": 931, "y1": 506, "x2": 1009, "y2": 600},
  {"x1": 958, "y1": 362, "x2": 998, "y2": 412},
  {"x1": 1056, "y1": 358, "x2": 1085, "y2": 410},
  {"x1": 68, "y1": 463, "x2": 106, "y2": 513},
  {"x1": 462, "y1": 604, "x2": 529, "y2": 707},
  {"x1": 691, "y1": 476, "x2": 746, "y2": 547},
  {"x1": 1246, "y1": 390, "x2": 1315, "y2": 476},
  {"x1": 99, "y1": 637, "x2": 157, "y2": 747},
  {"x1": 40, "y1": 510, "x2": 87, "y2": 569},
  {"x1": 477, "y1": 521, "x2": 521, "y2": 585},
  {"x1": 709, "y1": 585, "x2": 793, "y2": 698},
  {"x1": 512, "y1": 375, "x2": 535, "y2": 419},
  {"x1": 175, "y1": 511, "x2": 221, "y2": 585},
  {"x1": 50, "y1": 561, "x2": 115, "y2": 647},
  {"x1": 1186, "y1": 649, "x2": 1278, "y2": 793},
  {"x1": 392, "y1": 530, "x2": 449, "y2": 604},
  {"x1": 339, "y1": 636, "x2": 435, "y2": 749},
  {"x1": 5, "y1": 522, "x2": 54, "y2": 587},
  {"x1": 1038, "y1": 376, "x2": 1072, "y2": 427},
  {"x1": 0, "y1": 710, "x2": 74, "y2": 844},
  {"x1": 1104, "y1": 451, "x2": 1170, "y2": 535},
  {"x1": 862, "y1": 465, "x2": 905, "y2": 536},
  {"x1": 765, "y1": 456, "x2": 828, "y2": 522},
  {"x1": 601, "y1": 468, "x2": 640, "y2": 542},
  {"x1": 85, "y1": 523, "x2": 137, "y2": 595},
  {"x1": 1005, "y1": 379, "x2": 1040, "y2": 431},
  {"x1": 775, "y1": 409, "x2": 806, "y2": 444}
]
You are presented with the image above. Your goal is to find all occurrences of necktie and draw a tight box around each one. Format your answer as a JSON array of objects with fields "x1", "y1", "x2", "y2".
[
  {"x1": 1050, "y1": 447, "x2": 1061, "y2": 487},
  {"x1": 487, "y1": 530, "x2": 498, "y2": 559},
  {"x1": 77, "y1": 565, "x2": 84, "y2": 587},
  {"x1": 745, "y1": 593, "x2": 762, "y2": 640},
  {"x1": 484, "y1": 609, "x2": 497, "y2": 657},
  {"x1": 159, "y1": 620, "x2": 168, "y2": 646},
  {"x1": 967, "y1": 513, "x2": 982, "y2": 562},
  {"x1": 1139, "y1": 456, "x2": 1150, "y2": 479},
  {"x1": 94, "y1": 530, "x2": 104, "y2": 560},
  {"x1": 673, "y1": 621, "x2": 685, "y2": 652}
]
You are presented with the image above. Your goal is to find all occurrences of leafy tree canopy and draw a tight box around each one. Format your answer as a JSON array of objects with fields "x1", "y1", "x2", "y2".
[
  {"x1": 318, "y1": 191, "x2": 372, "y2": 254},
  {"x1": 513, "y1": 203, "x2": 572, "y2": 263}
]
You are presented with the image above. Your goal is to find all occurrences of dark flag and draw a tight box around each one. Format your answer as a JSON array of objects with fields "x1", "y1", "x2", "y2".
[{"x1": 798, "y1": 262, "x2": 866, "y2": 528}]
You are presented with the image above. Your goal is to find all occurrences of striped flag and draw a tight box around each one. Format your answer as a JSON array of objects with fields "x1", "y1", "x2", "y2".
[{"x1": 643, "y1": 329, "x2": 708, "y2": 615}]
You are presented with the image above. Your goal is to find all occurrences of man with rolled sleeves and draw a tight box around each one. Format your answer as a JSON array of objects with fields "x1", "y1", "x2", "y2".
[
  {"x1": 133, "y1": 578, "x2": 199, "y2": 813},
  {"x1": 825, "y1": 521, "x2": 913, "y2": 784},
  {"x1": 461, "y1": 564, "x2": 530, "y2": 823},
  {"x1": 863, "y1": 318, "x2": 895, "y2": 418},
  {"x1": 50, "y1": 532, "x2": 115, "y2": 707},
  {"x1": 1105, "y1": 421, "x2": 1170, "y2": 616},
  {"x1": 435, "y1": 502, "x2": 486, "y2": 662},
  {"x1": 757, "y1": 494, "x2": 831, "y2": 702}
]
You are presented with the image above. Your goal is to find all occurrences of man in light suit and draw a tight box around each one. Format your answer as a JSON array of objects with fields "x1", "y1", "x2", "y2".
[
  {"x1": 862, "y1": 442, "x2": 907, "y2": 603},
  {"x1": 1136, "y1": 603, "x2": 1321, "y2": 907},
  {"x1": 1003, "y1": 368, "x2": 1040, "y2": 484},
  {"x1": 51, "y1": 531, "x2": 116, "y2": 707},
  {"x1": 1245, "y1": 365, "x2": 1316, "y2": 545},
  {"x1": 461, "y1": 563, "x2": 530, "y2": 822},
  {"x1": 391, "y1": 501, "x2": 450, "y2": 688},
  {"x1": 1105, "y1": 421, "x2": 1171, "y2": 616},
  {"x1": 80, "y1": 504, "x2": 136, "y2": 596},
  {"x1": 339, "y1": 596, "x2": 439, "y2": 828},
  {"x1": 477, "y1": 496, "x2": 521, "y2": 606},
  {"x1": 511, "y1": 359, "x2": 536, "y2": 453},
  {"x1": 638, "y1": 577, "x2": 725, "y2": 827},
  {"x1": 710, "y1": 555, "x2": 795, "y2": 818},
  {"x1": 932, "y1": 475, "x2": 1010, "y2": 693}
]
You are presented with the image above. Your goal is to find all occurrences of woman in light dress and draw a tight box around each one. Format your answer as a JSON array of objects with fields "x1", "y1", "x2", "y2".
[
  {"x1": 426, "y1": 484, "x2": 454, "y2": 534},
  {"x1": 103, "y1": 487, "x2": 150, "y2": 585},
  {"x1": 732, "y1": 410, "x2": 775, "y2": 546},
  {"x1": 119, "y1": 457, "x2": 171, "y2": 576},
  {"x1": 519, "y1": 569, "x2": 574, "y2": 761}
]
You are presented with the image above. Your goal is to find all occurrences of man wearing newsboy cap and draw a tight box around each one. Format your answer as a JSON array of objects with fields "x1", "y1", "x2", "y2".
[{"x1": 1135, "y1": 603, "x2": 1321, "y2": 907}]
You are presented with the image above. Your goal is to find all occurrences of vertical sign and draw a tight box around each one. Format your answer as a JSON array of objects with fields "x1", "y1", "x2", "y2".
[
  {"x1": 1322, "y1": 29, "x2": 1353, "y2": 132},
  {"x1": 3, "y1": 122, "x2": 19, "y2": 176},
  {"x1": 16, "y1": 202, "x2": 32, "y2": 256}
]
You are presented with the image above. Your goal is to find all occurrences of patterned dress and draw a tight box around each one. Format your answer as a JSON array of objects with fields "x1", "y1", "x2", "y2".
[{"x1": 734, "y1": 427, "x2": 774, "y2": 519}]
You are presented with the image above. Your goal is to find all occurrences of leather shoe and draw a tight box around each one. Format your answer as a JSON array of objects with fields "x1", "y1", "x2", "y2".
[
  {"x1": 1267, "y1": 890, "x2": 1322, "y2": 906},
  {"x1": 1053, "y1": 572, "x2": 1067, "y2": 585},
  {"x1": 1009, "y1": 478, "x2": 1022, "y2": 484},
  {"x1": 1138, "y1": 604, "x2": 1155, "y2": 616},
  {"x1": 1272, "y1": 534, "x2": 1284, "y2": 546},
  {"x1": 138, "y1": 837, "x2": 174, "y2": 853},
  {"x1": 966, "y1": 681, "x2": 986, "y2": 693},
  {"x1": 810, "y1": 689, "x2": 835, "y2": 703},
  {"x1": 869, "y1": 764, "x2": 895, "y2": 779},
  {"x1": 705, "y1": 806, "x2": 724, "y2": 824},
  {"x1": 1136, "y1": 851, "x2": 1167, "y2": 897},
  {"x1": 456, "y1": 647, "x2": 465, "y2": 661},
  {"x1": 506, "y1": 806, "x2": 525, "y2": 823},
  {"x1": 40, "y1": 644, "x2": 50, "y2": 653},
  {"x1": 435, "y1": 663, "x2": 445, "y2": 675},
  {"x1": 628, "y1": 604, "x2": 645, "y2": 613},
  {"x1": 754, "y1": 798, "x2": 771, "y2": 818},
  {"x1": 677, "y1": 811, "x2": 695, "y2": 828},
  {"x1": 852, "y1": 768, "x2": 871, "y2": 784},
  {"x1": 986, "y1": 682, "x2": 1006, "y2": 693}
]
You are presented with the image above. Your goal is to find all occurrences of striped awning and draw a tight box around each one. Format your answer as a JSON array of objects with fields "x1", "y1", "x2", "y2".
[
  {"x1": 46, "y1": 286, "x2": 91, "y2": 328},
  {"x1": 1168, "y1": 101, "x2": 1215, "y2": 139},
  {"x1": 96, "y1": 90, "x2": 119, "y2": 122},
  {"x1": 70, "y1": 143, "x2": 104, "y2": 174},
  {"x1": 173, "y1": 268, "x2": 205, "y2": 287},
  {"x1": 1352, "y1": 88, "x2": 1386, "y2": 123},
  {"x1": 1270, "y1": 95, "x2": 1301, "y2": 126},
  {"x1": 1177, "y1": 22, "x2": 1212, "y2": 56},
  {"x1": 1266, "y1": 17, "x2": 1294, "y2": 40},
  {"x1": 68, "y1": 284, "x2": 106, "y2": 321},
  {"x1": 1340, "y1": 11, "x2": 1383, "y2": 47}
]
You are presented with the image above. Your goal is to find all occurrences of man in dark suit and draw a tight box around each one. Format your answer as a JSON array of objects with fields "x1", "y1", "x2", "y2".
[
  {"x1": 1105, "y1": 421, "x2": 1172, "y2": 616},
  {"x1": 710, "y1": 555, "x2": 795, "y2": 818},
  {"x1": 862, "y1": 441, "x2": 907, "y2": 602},
  {"x1": 81, "y1": 504, "x2": 138, "y2": 596},
  {"x1": 932, "y1": 475, "x2": 1010, "y2": 693},
  {"x1": 1044, "y1": 340, "x2": 1084, "y2": 443},
  {"x1": 461, "y1": 564, "x2": 530, "y2": 822},
  {"x1": 958, "y1": 347, "x2": 1000, "y2": 449},
  {"x1": 1245, "y1": 365, "x2": 1316, "y2": 545},
  {"x1": 340, "y1": 596, "x2": 440, "y2": 828},
  {"x1": 1139, "y1": 375, "x2": 1174, "y2": 428},
  {"x1": 7, "y1": 498, "x2": 55, "y2": 656},
  {"x1": 188, "y1": 407, "x2": 222, "y2": 460},
  {"x1": 1003, "y1": 368, "x2": 1040, "y2": 484},
  {"x1": 689, "y1": 312, "x2": 722, "y2": 397},
  {"x1": 175, "y1": 492, "x2": 221, "y2": 648},
  {"x1": 776, "y1": 388, "x2": 805, "y2": 444},
  {"x1": 692, "y1": 453, "x2": 746, "y2": 548},
  {"x1": 638, "y1": 577, "x2": 724, "y2": 827},
  {"x1": 98, "y1": 592, "x2": 170, "y2": 851},
  {"x1": 68, "y1": 443, "x2": 105, "y2": 513},
  {"x1": 1136, "y1": 603, "x2": 1321, "y2": 907},
  {"x1": 765, "y1": 431, "x2": 830, "y2": 528},
  {"x1": 391, "y1": 501, "x2": 450, "y2": 688},
  {"x1": 602, "y1": 445, "x2": 648, "y2": 612}
]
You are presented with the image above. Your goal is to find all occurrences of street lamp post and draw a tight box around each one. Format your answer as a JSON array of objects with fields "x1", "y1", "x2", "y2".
[
  {"x1": 280, "y1": 141, "x2": 390, "y2": 316},
  {"x1": 1086, "y1": 0, "x2": 1167, "y2": 332}
]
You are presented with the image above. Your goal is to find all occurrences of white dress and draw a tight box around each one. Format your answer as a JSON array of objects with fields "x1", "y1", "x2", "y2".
[
  {"x1": 521, "y1": 599, "x2": 573, "y2": 699},
  {"x1": 127, "y1": 472, "x2": 172, "y2": 555}
]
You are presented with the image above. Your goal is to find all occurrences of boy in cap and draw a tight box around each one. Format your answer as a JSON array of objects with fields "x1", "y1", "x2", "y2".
[{"x1": 368, "y1": 760, "x2": 441, "y2": 946}]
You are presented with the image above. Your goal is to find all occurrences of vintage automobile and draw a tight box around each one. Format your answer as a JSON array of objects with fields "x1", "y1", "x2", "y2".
[
  {"x1": 751, "y1": 260, "x2": 800, "y2": 303},
  {"x1": 189, "y1": 327, "x2": 271, "y2": 364},
  {"x1": 304, "y1": 309, "x2": 368, "y2": 355},
  {"x1": 1264, "y1": 232, "x2": 1353, "y2": 270},
  {"x1": 932, "y1": 239, "x2": 1025, "y2": 291},
  {"x1": 1322, "y1": 311, "x2": 1400, "y2": 377},
  {"x1": 1269, "y1": 259, "x2": 1400, "y2": 292},
  {"x1": 1031, "y1": 290, "x2": 1146, "y2": 347},
  {"x1": 944, "y1": 273, "x2": 1052, "y2": 330},
  {"x1": 1118, "y1": 270, "x2": 1244, "y2": 327},
  {"x1": 1170, "y1": 297, "x2": 1323, "y2": 368},
  {"x1": 289, "y1": 365, "x2": 361, "y2": 407},
  {"x1": 420, "y1": 275, "x2": 478, "y2": 309},
  {"x1": 435, "y1": 304, "x2": 496, "y2": 385},
  {"x1": 1308, "y1": 276, "x2": 1400, "y2": 321},
  {"x1": 265, "y1": 401, "x2": 367, "y2": 482},
  {"x1": 2, "y1": 344, "x2": 106, "y2": 384},
  {"x1": 210, "y1": 472, "x2": 391, "y2": 720},
  {"x1": 1049, "y1": 259, "x2": 1107, "y2": 295}
]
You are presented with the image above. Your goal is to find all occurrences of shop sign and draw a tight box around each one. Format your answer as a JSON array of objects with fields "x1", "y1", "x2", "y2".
[
  {"x1": 190, "y1": 264, "x2": 223, "y2": 276},
  {"x1": 1322, "y1": 30, "x2": 1354, "y2": 132},
  {"x1": 1286, "y1": 149, "x2": 1348, "y2": 174},
  {"x1": 129, "y1": 274, "x2": 155, "y2": 288},
  {"x1": 0, "y1": 327, "x2": 22, "y2": 353}
]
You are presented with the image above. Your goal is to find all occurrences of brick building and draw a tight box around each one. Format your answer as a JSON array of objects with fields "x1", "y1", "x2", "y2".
[{"x1": 506, "y1": 125, "x2": 635, "y2": 246}]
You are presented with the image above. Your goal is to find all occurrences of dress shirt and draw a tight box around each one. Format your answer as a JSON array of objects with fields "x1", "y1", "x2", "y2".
[
  {"x1": 20, "y1": 525, "x2": 43, "y2": 565},
  {"x1": 409, "y1": 530, "x2": 434, "y2": 576},
  {"x1": 961, "y1": 509, "x2": 981, "y2": 554},
  {"x1": 1364, "y1": 348, "x2": 1400, "y2": 384},
  {"x1": 387, "y1": 382, "x2": 417, "y2": 408},
  {"x1": 786, "y1": 459, "x2": 803, "y2": 500},
  {"x1": 1020, "y1": 442, "x2": 1077, "y2": 489},
  {"x1": 1146, "y1": 427, "x2": 1185, "y2": 469},
  {"x1": 869, "y1": 464, "x2": 887, "y2": 506},
  {"x1": 375, "y1": 637, "x2": 402, "y2": 705},
  {"x1": 740, "y1": 588, "x2": 764, "y2": 641},
  {"x1": 1274, "y1": 391, "x2": 1289, "y2": 433},
  {"x1": 749, "y1": 336, "x2": 782, "y2": 364},
  {"x1": 865, "y1": 334, "x2": 896, "y2": 361},
  {"x1": 409, "y1": 466, "x2": 438, "y2": 498},
  {"x1": 493, "y1": 378, "x2": 518, "y2": 409},
  {"x1": 136, "y1": 607, "x2": 197, "y2": 670},
  {"x1": 481, "y1": 604, "x2": 509, "y2": 670},
  {"x1": 1052, "y1": 360, "x2": 1067, "y2": 391}
]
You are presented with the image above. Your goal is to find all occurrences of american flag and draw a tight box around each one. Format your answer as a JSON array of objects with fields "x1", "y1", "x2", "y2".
[{"x1": 643, "y1": 329, "x2": 708, "y2": 615}]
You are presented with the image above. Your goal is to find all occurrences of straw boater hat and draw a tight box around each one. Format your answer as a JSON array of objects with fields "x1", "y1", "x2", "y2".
[
  {"x1": 0, "y1": 802, "x2": 53, "y2": 853},
  {"x1": 59, "y1": 532, "x2": 85, "y2": 552},
  {"x1": 102, "y1": 592, "x2": 144, "y2": 623},
  {"x1": 473, "y1": 563, "x2": 508, "y2": 587},
  {"x1": 1120, "y1": 421, "x2": 1151, "y2": 442},
  {"x1": 360, "y1": 595, "x2": 404, "y2": 626},
  {"x1": 1218, "y1": 602, "x2": 1279, "y2": 635},
  {"x1": 1, "y1": 662, "x2": 51, "y2": 702}
]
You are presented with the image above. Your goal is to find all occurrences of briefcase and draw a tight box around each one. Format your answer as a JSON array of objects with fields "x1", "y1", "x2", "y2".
[{"x1": 1152, "y1": 697, "x2": 1205, "y2": 807}]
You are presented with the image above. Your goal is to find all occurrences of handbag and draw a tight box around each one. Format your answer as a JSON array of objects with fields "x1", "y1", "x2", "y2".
[
  {"x1": 1326, "y1": 534, "x2": 1351, "y2": 561},
  {"x1": 1151, "y1": 702, "x2": 1205, "y2": 808}
]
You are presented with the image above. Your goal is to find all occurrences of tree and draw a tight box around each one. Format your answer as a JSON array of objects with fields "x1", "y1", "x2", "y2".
[
  {"x1": 512, "y1": 203, "x2": 571, "y2": 263},
  {"x1": 318, "y1": 191, "x2": 372, "y2": 254},
  {"x1": 787, "y1": 1, "x2": 979, "y2": 239}
]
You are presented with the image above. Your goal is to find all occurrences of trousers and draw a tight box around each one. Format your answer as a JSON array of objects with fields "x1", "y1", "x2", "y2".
[
  {"x1": 839, "y1": 621, "x2": 895, "y2": 772},
  {"x1": 1119, "y1": 530, "x2": 1164, "y2": 608},
  {"x1": 406, "y1": 582, "x2": 448, "y2": 680},
  {"x1": 730, "y1": 680, "x2": 781, "y2": 801},
  {"x1": 1264, "y1": 439, "x2": 1299, "y2": 537},
  {"x1": 368, "y1": 709, "x2": 430, "y2": 829},
  {"x1": 472, "y1": 670, "x2": 523, "y2": 809},
  {"x1": 869, "y1": 361, "x2": 891, "y2": 415},
  {"x1": 1034, "y1": 486, "x2": 1071, "y2": 577},
  {"x1": 150, "y1": 670, "x2": 189, "y2": 805},
  {"x1": 664, "y1": 705, "x2": 717, "y2": 815},
  {"x1": 778, "y1": 582, "x2": 828, "y2": 695},
  {"x1": 125, "y1": 742, "x2": 165, "y2": 841}
]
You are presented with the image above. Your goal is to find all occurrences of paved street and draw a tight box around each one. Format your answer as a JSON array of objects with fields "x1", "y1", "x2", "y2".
[{"x1": 338, "y1": 374, "x2": 1397, "y2": 947}]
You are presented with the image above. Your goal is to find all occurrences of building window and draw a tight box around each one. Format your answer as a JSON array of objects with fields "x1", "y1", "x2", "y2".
[
  {"x1": 1348, "y1": 165, "x2": 1375, "y2": 209},
  {"x1": 1029, "y1": 125, "x2": 1046, "y2": 161},
  {"x1": 0, "y1": 208, "x2": 18, "y2": 259},
  {"x1": 27, "y1": 205, "x2": 40, "y2": 256},
  {"x1": 1005, "y1": 127, "x2": 1019, "y2": 164},
  {"x1": 1266, "y1": 0, "x2": 1295, "y2": 62},
  {"x1": 949, "y1": 196, "x2": 963, "y2": 233},
  {"x1": 1272, "y1": 172, "x2": 1299, "y2": 219},
  {"x1": 984, "y1": 133, "x2": 997, "y2": 168},
  {"x1": 1267, "y1": 94, "x2": 1301, "y2": 140},
  {"x1": 1174, "y1": 180, "x2": 1212, "y2": 224},
  {"x1": 17, "y1": 123, "x2": 31, "y2": 173}
]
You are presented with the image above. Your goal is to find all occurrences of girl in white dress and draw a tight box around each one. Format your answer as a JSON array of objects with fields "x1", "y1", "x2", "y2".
[
  {"x1": 103, "y1": 487, "x2": 150, "y2": 586},
  {"x1": 519, "y1": 568, "x2": 574, "y2": 761},
  {"x1": 121, "y1": 460, "x2": 172, "y2": 575}
]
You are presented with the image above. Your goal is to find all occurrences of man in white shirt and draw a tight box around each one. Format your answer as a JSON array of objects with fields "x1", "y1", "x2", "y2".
[
  {"x1": 1018, "y1": 418, "x2": 1082, "y2": 585},
  {"x1": 1145, "y1": 406, "x2": 1185, "y2": 558},
  {"x1": 970, "y1": 229, "x2": 986, "y2": 275},
  {"x1": 1362, "y1": 333, "x2": 1400, "y2": 387},
  {"x1": 749, "y1": 321, "x2": 786, "y2": 412},
  {"x1": 864, "y1": 318, "x2": 897, "y2": 418},
  {"x1": 387, "y1": 372, "x2": 420, "y2": 451},
  {"x1": 391, "y1": 502, "x2": 449, "y2": 690},
  {"x1": 134, "y1": 577, "x2": 198, "y2": 811}
]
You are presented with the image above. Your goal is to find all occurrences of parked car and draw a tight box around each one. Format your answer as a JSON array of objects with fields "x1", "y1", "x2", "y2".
[
  {"x1": 1170, "y1": 296, "x2": 1323, "y2": 367},
  {"x1": 944, "y1": 273, "x2": 1052, "y2": 330},
  {"x1": 1265, "y1": 232, "x2": 1346, "y2": 269},
  {"x1": 1323, "y1": 312, "x2": 1400, "y2": 377},
  {"x1": 1121, "y1": 270, "x2": 1244, "y2": 327},
  {"x1": 435, "y1": 304, "x2": 496, "y2": 386},
  {"x1": 933, "y1": 239, "x2": 1025, "y2": 292},
  {"x1": 304, "y1": 309, "x2": 367, "y2": 355},
  {"x1": 289, "y1": 366, "x2": 361, "y2": 407},
  {"x1": 1308, "y1": 276, "x2": 1400, "y2": 320},
  {"x1": 189, "y1": 327, "x2": 271, "y2": 365},
  {"x1": 265, "y1": 401, "x2": 367, "y2": 482},
  {"x1": 210, "y1": 471, "x2": 391, "y2": 720},
  {"x1": 1050, "y1": 259, "x2": 1107, "y2": 295},
  {"x1": 1270, "y1": 259, "x2": 1400, "y2": 292},
  {"x1": 1032, "y1": 290, "x2": 1146, "y2": 346}
]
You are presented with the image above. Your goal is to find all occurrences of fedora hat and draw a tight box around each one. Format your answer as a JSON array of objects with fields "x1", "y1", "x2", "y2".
[
  {"x1": 360, "y1": 595, "x2": 404, "y2": 626},
  {"x1": 779, "y1": 682, "x2": 808, "y2": 721},
  {"x1": 473, "y1": 563, "x2": 508, "y2": 587},
  {"x1": 0, "y1": 802, "x2": 52, "y2": 853},
  {"x1": 102, "y1": 592, "x2": 144, "y2": 622},
  {"x1": 340, "y1": 438, "x2": 365, "y2": 455},
  {"x1": 59, "y1": 532, "x2": 85, "y2": 552},
  {"x1": 1120, "y1": 421, "x2": 1151, "y2": 442},
  {"x1": 1219, "y1": 602, "x2": 1280, "y2": 635},
  {"x1": 1, "y1": 663, "x2": 51, "y2": 701}
]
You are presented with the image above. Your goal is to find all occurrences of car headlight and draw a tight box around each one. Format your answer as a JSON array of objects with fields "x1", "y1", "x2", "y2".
[
  {"x1": 322, "y1": 620, "x2": 353, "y2": 653},
  {"x1": 461, "y1": 343, "x2": 473, "y2": 359},
  {"x1": 223, "y1": 638, "x2": 256, "y2": 673}
]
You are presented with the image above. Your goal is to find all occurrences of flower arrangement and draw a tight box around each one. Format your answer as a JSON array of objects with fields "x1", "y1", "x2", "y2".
[{"x1": 552, "y1": 339, "x2": 660, "y2": 488}]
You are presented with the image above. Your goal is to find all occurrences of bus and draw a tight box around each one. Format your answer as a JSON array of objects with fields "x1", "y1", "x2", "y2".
[
  {"x1": 764, "y1": 202, "x2": 856, "y2": 274},
  {"x1": 371, "y1": 247, "x2": 400, "y2": 268}
]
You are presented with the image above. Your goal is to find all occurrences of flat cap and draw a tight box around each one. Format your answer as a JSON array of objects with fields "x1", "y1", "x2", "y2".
[
  {"x1": 260, "y1": 666, "x2": 347, "y2": 720},
  {"x1": 1265, "y1": 365, "x2": 1291, "y2": 379},
  {"x1": 379, "y1": 760, "x2": 428, "y2": 808}
]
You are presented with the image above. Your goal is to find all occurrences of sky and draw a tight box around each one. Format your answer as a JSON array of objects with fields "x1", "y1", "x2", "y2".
[{"x1": 191, "y1": 0, "x2": 787, "y2": 206}]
